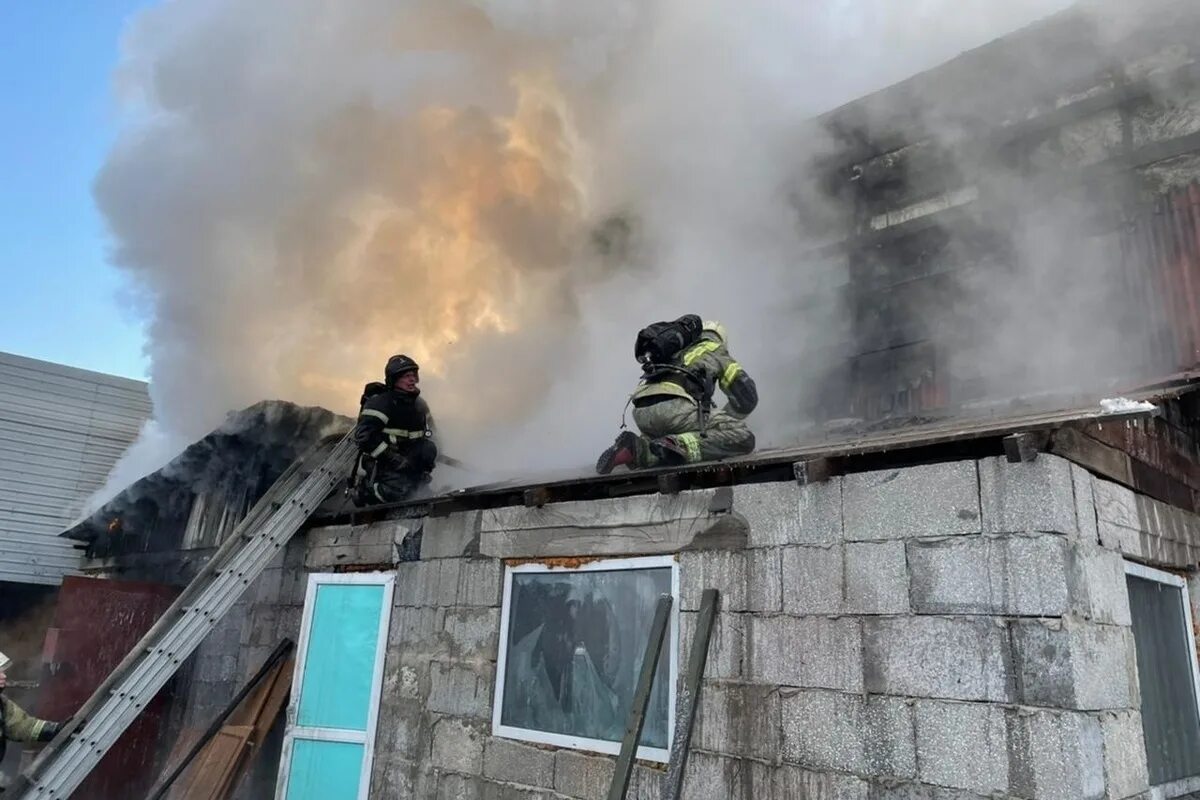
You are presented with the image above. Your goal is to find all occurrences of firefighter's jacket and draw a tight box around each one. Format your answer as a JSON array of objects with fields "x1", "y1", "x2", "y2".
[
  {"x1": 353, "y1": 389, "x2": 436, "y2": 463},
  {"x1": 631, "y1": 332, "x2": 759, "y2": 418},
  {"x1": 1, "y1": 695, "x2": 57, "y2": 762}
]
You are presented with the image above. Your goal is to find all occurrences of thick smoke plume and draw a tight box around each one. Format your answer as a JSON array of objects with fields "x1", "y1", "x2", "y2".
[{"x1": 95, "y1": 0, "x2": 1085, "y2": 492}]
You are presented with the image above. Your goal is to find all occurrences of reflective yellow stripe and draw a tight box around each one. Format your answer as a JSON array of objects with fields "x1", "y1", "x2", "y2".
[
  {"x1": 360, "y1": 409, "x2": 389, "y2": 423},
  {"x1": 632, "y1": 381, "x2": 695, "y2": 402},
  {"x1": 720, "y1": 362, "x2": 743, "y2": 390},
  {"x1": 369, "y1": 441, "x2": 388, "y2": 457},
  {"x1": 383, "y1": 428, "x2": 426, "y2": 439},
  {"x1": 31, "y1": 720, "x2": 46, "y2": 740},
  {"x1": 682, "y1": 341, "x2": 720, "y2": 366},
  {"x1": 675, "y1": 433, "x2": 703, "y2": 462}
]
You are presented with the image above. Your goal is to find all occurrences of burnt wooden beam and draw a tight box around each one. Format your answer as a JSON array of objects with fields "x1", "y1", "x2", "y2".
[
  {"x1": 794, "y1": 457, "x2": 838, "y2": 485},
  {"x1": 523, "y1": 487, "x2": 552, "y2": 508},
  {"x1": 657, "y1": 473, "x2": 686, "y2": 495},
  {"x1": 1002, "y1": 431, "x2": 1048, "y2": 463},
  {"x1": 1050, "y1": 427, "x2": 1199, "y2": 514},
  {"x1": 1049, "y1": 427, "x2": 1134, "y2": 485}
]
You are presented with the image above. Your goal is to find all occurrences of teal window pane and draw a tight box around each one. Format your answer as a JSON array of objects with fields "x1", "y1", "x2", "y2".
[
  {"x1": 297, "y1": 584, "x2": 384, "y2": 730},
  {"x1": 285, "y1": 739, "x2": 364, "y2": 800}
]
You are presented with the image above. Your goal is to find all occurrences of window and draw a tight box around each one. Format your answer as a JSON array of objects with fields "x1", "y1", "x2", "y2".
[
  {"x1": 276, "y1": 573, "x2": 394, "y2": 800},
  {"x1": 492, "y1": 556, "x2": 679, "y2": 762},
  {"x1": 1125, "y1": 562, "x2": 1200, "y2": 790}
]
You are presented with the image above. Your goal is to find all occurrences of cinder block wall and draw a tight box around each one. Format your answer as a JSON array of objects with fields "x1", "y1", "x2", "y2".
[{"x1": 299, "y1": 454, "x2": 1200, "y2": 800}]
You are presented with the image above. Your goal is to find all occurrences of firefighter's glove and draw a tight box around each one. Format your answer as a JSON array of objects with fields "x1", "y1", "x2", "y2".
[{"x1": 727, "y1": 373, "x2": 759, "y2": 417}]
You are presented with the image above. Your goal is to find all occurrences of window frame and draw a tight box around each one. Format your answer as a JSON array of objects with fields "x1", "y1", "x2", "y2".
[
  {"x1": 1124, "y1": 560, "x2": 1200, "y2": 796},
  {"x1": 491, "y1": 554, "x2": 680, "y2": 763},
  {"x1": 275, "y1": 571, "x2": 395, "y2": 800}
]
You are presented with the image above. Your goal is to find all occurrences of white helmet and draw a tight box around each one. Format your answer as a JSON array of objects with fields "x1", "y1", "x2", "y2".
[{"x1": 703, "y1": 320, "x2": 728, "y2": 345}]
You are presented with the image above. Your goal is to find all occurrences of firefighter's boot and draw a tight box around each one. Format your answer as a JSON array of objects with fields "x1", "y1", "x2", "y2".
[
  {"x1": 596, "y1": 431, "x2": 641, "y2": 474},
  {"x1": 649, "y1": 436, "x2": 691, "y2": 467}
]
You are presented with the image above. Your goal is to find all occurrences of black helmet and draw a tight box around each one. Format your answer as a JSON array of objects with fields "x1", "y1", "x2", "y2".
[{"x1": 385, "y1": 354, "x2": 419, "y2": 385}]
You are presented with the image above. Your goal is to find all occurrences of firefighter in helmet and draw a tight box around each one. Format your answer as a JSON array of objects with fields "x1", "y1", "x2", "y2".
[
  {"x1": 0, "y1": 659, "x2": 63, "y2": 791},
  {"x1": 596, "y1": 317, "x2": 758, "y2": 473},
  {"x1": 352, "y1": 354, "x2": 438, "y2": 504}
]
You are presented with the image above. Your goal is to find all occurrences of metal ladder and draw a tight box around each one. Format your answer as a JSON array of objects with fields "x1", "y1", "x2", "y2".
[{"x1": 13, "y1": 433, "x2": 358, "y2": 800}]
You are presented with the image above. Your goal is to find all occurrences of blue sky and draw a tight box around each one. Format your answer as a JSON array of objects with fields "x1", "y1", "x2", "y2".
[{"x1": 0, "y1": 1, "x2": 154, "y2": 381}]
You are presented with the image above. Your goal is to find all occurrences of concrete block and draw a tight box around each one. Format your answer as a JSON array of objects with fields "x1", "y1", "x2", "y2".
[
  {"x1": 629, "y1": 765, "x2": 664, "y2": 800},
  {"x1": 1098, "y1": 520, "x2": 1144, "y2": 559},
  {"x1": 554, "y1": 749, "x2": 613, "y2": 800},
  {"x1": 1100, "y1": 710, "x2": 1149, "y2": 799},
  {"x1": 1011, "y1": 620, "x2": 1136, "y2": 710},
  {"x1": 864, "y1": 617, "x2": 1013, "y2": 702},
  {"x1": 681, "y1": 549, "x2": 779, "y2": 613},
  {"x1": 396, "y1": 559, "x2": 462, "y2": 607},
  {"x1": 1094, "y1": 479, "x2": 1140, "y2": 532},
  {"x1": 907, "y1": 535, "x2": 1070, "y2": 616},
  {"x1": 735, "y1": 478, "x2": 843, "y2": 546},
  {"x1": 458, "y1": 559, "x2": 504, "y2": 607},
  {"x1": 1069, "y1": 545, "x2": 1133, "y2": 626},
  {"x1": 845, "y1": 541, "x2": 909, "y2": 614},
  {"x1": 867, "y1": 782, "x2": 991, "y2": 799},
  {"x1": 423, "y1": 511, "x2": 482, "y2": 559},
  {"x1": 681, "y1": 611, "x2": 745, "y2": 680},
  {"x1": 1008, "y1": 709, "x2": 1105, "y2": 800},
  {"x1": 251, "y1": 567, "x2": 284, "y2": 604},
  {"x1": 781, "y1": 690, "x2": 915, "y2": 777},
  {"x1": 481, "y1": 491, "x2": 719, "y2": 559},
  {"x1": 1008, "y1": 710, "x2": 1099, "y2": 796},
  {"x1": 747, "y1": 549, "x2": 783, "y2": 612},
  {"x1": 680, "y1": 550, "x2": 746, "y2": 611},
  {"x1": 680, "y1": 752, "x2": 773, "y2": 800},
  {"x1": 305, "y1": 523, "x2": 394, "y2": 568},
  {"x1": 1072, "y1": 464, "x2": 1100, "y2": 544},
  {"x1": 774, "y1": 766, "x2": 868, "y2": 800},
  {"x1": 476, "y1": 784, "x2": 559, "y2": 800},
  {"x1": 443, "y1": 607, "x2": 500, "y2": 659},
  {"x1": 390, "y1": 605, "x2": 448, "y2": 657},
  {"x1": 431, "y1": 717, "x2": 485, "y2": 774},
  {"x1": 782, "y1": 546, "x2": 843, "y2": 615},
  {"x1": 844, "y1": 461, "x2": 980, "y2": 541},
  {"x1": 436, "y1": 774, "x2": 486, "y2": 799},
  {"x1": 749, "y1": 616, "x2": 862, "y2": 691},
  {"x1": 428, "y1": 661, "x2": 494, "y2": 719},
  {"x1": 980, "y1": 454, "x2": 1078, "y2": 535},
  {"x1": 371, "y1": 756, "x2": 436, "y2": 800},
  {"x1": 373, "y1": 699, "x2": 428, "y2": 762},
  {"x1": 483, "y1": 737, "x2": 555, "y2": 788},
  {"x1": 694, "y1": 683, "x2": 780, "y2": 760},
  {"x1": 383, "y1": 661, "x2": 425, "y2": 702},
  {"x1": 915, "y1": 700, "x2": 1009, "y2": 795}
]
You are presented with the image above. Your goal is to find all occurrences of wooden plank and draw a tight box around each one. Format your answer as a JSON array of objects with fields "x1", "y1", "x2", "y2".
[
  {"x1": 664, "y1": 589, "x2": 720, "y2": 800},
  {"x1": 169, "y1": 726, "x2": 253, "y2": 800},
  {"x1": 1049, "y1": 427, "x2": 1133, "y2": 485},
  {"x1": 607, "y1": 594, "x2": 673, "y2": 800}
]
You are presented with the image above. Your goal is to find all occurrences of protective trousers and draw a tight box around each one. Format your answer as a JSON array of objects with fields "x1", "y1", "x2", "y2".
[{"x1": 631, "y1": 397, "x2": 755, "y2": 465}]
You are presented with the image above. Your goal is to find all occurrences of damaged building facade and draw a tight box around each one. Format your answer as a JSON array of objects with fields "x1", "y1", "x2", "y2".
[{"x1": 11, "y1": 2, "x2": 1200, "y2": 799}]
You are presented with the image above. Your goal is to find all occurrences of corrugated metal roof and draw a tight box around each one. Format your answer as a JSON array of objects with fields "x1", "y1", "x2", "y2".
[{"x1": 0, "y1": 351, "x2": 152, "y2": 584}]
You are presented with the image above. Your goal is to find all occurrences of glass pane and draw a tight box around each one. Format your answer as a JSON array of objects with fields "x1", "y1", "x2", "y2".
[
  {"x1": 1127, "y1": 575, "x2": 1200, "y2": 784},
  {"x1": 298, "y1": 583, "x2": 385, "y2": 730},
  {"x1": 285, "y1": 738, "x2": 364, "y2": 800},
  {"x1": 500, "y1": 566, "x2": 672, "y2": 748}
]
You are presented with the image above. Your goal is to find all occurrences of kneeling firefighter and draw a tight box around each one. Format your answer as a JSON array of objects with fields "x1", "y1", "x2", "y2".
[
  {"x1": 596, "y1": 315, "x2": 758, "y2": 473},
  {"x1": 350, "y1": 354, "x2": 438, "y2": 505}
]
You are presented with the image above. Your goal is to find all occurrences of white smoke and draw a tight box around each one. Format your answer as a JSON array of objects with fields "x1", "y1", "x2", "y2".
[{"x1": 92, "y1": 0, "x2": 1083, "y2": 496}]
